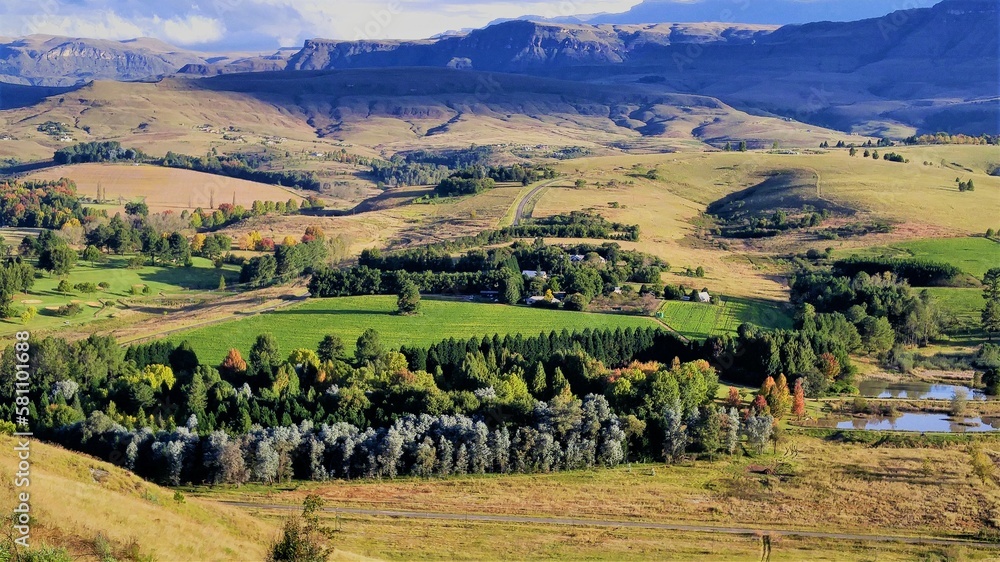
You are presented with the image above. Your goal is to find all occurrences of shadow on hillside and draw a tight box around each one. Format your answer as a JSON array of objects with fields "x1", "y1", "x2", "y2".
[
  {"x1": 707, "y1": 170, "x2": 856, "y2": 220},
  {"x1": 138, "y1": 268, "x2": 237, "y2": 291},
  {"x1": 0, "y1": 83, "x2": 80, "y2": 110}
]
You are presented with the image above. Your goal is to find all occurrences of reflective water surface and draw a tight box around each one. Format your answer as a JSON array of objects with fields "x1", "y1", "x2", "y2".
[
  {"x1": 857, "y1": 379, "x2": 988, "y2": 401},
  {"x1": 834, "y1": 413, "x2": 1000, "y2": 433}
]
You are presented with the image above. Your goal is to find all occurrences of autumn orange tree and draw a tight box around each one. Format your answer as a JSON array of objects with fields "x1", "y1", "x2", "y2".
[
  {"x1": 792, "y1": 378, "x2": 806, "y2": 419},
  {"x1": 819, "y1": 352, "x2": 841, "y2": 382},
  {"x1": 725, "y1": 386, "x2": 742, "y2": 408},
  {"x1": 220, "y1": 348, "x2": 248, "y2": 377},
  {"x1": 759, "y1": 374, "x2": 792, "y2": 419},
  {"x1": 302, "y1": 226, "x2": 325, "y2": 243}
]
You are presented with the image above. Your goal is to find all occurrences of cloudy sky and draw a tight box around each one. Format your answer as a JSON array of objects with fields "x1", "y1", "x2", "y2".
[
  {"x1": 0, "y1": 0, "x2": 643, "y2": 51},
  {"x1": 0, "y1": 1, "x2": 916, "y2": 51}
]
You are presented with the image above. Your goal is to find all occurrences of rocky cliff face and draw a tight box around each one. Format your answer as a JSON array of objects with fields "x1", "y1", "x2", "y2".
[
  {"x1": 285, "y1": 21, "x2": 775, "y2": 72},
  {"x1": 0, "y1": 35, "x2": 206, "y2": 86}
]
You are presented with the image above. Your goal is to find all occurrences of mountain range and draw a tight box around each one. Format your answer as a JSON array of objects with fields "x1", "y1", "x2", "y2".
[
  {"x1": 498, "y1": 0, "x2": 909, "y2": 26},
  {"x1": 0, "y1": 0, "x2": 996, "y2": 136}
]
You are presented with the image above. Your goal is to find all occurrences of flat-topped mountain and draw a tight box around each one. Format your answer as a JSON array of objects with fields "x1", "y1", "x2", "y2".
[{"x1": 0, "y1": 0, "x2": 996, "y2": 135}]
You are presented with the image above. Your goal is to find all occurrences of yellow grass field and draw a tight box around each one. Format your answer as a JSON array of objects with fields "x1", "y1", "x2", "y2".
[
  {"x1": 524, "y1": 146, "x2": 1000, "y2": 300},
  {"x1": 224, "y1": 184, "x2": 527, "y2": 257},
  {"x1": 27, "y1": 163, "x2": 307, "y2": 213},
  {"x1": 551, "y1": 148, "x2": 1000, "y2": 233},
  {"x1": 197, "y1": 433, "x2": 1000, "y2": 561}
]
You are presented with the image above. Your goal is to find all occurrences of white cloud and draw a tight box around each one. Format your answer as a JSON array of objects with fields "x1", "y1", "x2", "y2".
[
  {"x1": 158, "y1": 15, "x2": 225, "y2": 45},
  {"x1": 0, "y1": 0, "x2": 644, "y2": 49}
]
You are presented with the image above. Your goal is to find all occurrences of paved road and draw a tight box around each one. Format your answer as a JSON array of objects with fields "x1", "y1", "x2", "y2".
[
  {"x1": 222, "y1": 501, "x2": 997, "y2": 548},
  {"x1": 512, "y1": 179, "x2": 559, "y2": 226}
]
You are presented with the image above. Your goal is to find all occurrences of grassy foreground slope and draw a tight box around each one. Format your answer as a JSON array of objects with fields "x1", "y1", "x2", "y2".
[
  {"x1": 199, "y1": 433, "x2": 1000, "y2": 561},
  {"x1": 0, "y1": 436, "x2": 274, "y2": 561},
  {"x1": 168, "y1": 295, "x2": 659, "y2": 365}
]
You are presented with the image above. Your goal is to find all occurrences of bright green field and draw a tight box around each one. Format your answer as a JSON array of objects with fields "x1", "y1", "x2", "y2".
[
  {"x1": 657, "y1": 297, "x2": 792, "y2": 341},
  {"x1": 2, "y1": 255, "x2": 240, "y2": 337},
  {"x1": 833, "y1": 237, "x2": 1000, "y2": 278},
  {"x1": 926, "y1": 287, "x2": 984, "y2": 330},
  {"x1": 168, "y1": 295, "x2": 660, "y2": 365},
  {"x1": 925, "y1": 287, "x2": 987, "y2": 347}
]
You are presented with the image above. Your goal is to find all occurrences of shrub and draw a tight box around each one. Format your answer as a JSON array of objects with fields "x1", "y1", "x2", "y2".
[
  {"x1": 74, "y1": 282, "x2": 97, "y2": 293},
  {"x1": 57, "y1": 279, "x2": 73, "y2": 293},
  {"x1": 55, "y1": 302, "x2": 83, "y2": 316},
  {"x1": 663, "y1": 285, "x2": 685, "y2": 300},
  {"x1": 563, "y1": 293, "x2": 589, "y2": 311}
]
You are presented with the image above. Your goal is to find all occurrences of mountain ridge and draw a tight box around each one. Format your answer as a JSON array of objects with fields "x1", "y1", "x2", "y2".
[{"x1": 0, "y1": 0, "x2": 996, "y2": 135}]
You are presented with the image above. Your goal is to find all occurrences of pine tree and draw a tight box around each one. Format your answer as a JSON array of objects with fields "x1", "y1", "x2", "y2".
[
  {"x1": 696, "y1": 405, "x2": 721, "y2": 460},
  {"x1": 725, "y1": 386, "x2": 742, "y2": 408},
  {"x1": 550, "y1": 367, "x2": 570, "y2": 397},
  {"x1": 983, "y1": 268, "x2": 1000, "y2": 340},
  {"x1": 530, "y1": 362, "x2": 547, "y2": 397},
  {"x1": 414, "y1": 437, "x2": 437, "y2": 477}
]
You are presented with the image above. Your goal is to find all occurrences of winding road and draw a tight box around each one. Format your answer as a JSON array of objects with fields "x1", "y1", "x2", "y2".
[
  {"x1": 221, "y1": 501, "x2": 997, "y2": 548},
  {"x1": 512, "y1": 178, "x2": 561, "y2": 226}
]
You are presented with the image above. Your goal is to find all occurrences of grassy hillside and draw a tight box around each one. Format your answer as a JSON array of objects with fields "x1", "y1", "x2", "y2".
[
  {"x1": 0, "y1": 69, "x2": 852, "y2": 166},
  {"x1": 195, "y1": 433, "x2": 1000, "y2": 561},
  {"x1": 523, "y1": 147, "x2": 999, "y2": 303},
  {"x1": 0, "y1": 436, "x2": 275, "y2": 561},
  {"x1": 28, "y1": 163, "x2": 307, "y2": 214},
  {"x1": 167, "y1": 295, "x2": 659, "y2": 365},
  {"x1": 546, "y1": 149, "x2": 1000, "y2": 233}
]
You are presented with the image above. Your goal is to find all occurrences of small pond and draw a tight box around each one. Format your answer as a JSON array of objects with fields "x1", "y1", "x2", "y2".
[
  {"x1": 857, "y1": 379, "x2": 988, "y2": 401},
  {"x1": 835, "y1": 413, "x2": 1000, "y2": 433}
]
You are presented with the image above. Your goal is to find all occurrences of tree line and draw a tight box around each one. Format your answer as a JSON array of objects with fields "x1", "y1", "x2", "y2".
[
  {"x1": 313, "y1": 238, "x2": 664, "y2": 310},
  {"x1": 509, "y1": 212, "x2": 640, "y2": 241},
  {"x1": 50, "y1": 142, "x2": 323, "y2": 191},
  {"x1": 0, "y1": 322, "x2": 734, "y2": 487},
  {"x1": 0, "y1": 178, "x2": 95, "y2": 229},
  {"x1": 832, "y1": 256, "x2": 961, "y2": 287},
  {"x1": 434, "y1": 165, "x2": 559, "y2": 197}
]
